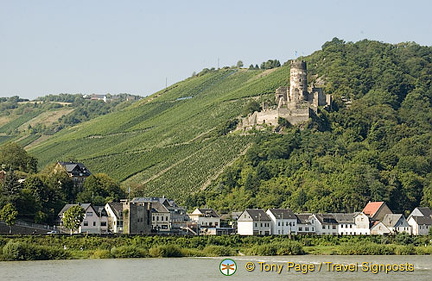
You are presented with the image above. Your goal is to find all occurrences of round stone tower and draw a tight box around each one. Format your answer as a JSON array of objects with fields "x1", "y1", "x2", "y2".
[{"x1": 289, "y1": 60, "x2": 308, "y2": 103}]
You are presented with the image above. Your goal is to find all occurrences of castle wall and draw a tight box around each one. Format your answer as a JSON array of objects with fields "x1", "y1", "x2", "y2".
[{"x1": 240, "y1": 60, "x2": 329, "y2": 130}]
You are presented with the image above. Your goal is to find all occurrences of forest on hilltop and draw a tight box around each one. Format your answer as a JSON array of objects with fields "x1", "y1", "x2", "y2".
[{"x1": 188, "y1": 38, "x2": 432, "y2": 215}]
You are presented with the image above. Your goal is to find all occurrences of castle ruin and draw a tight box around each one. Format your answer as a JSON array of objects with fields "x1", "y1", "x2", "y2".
[{"x1": 242, "y1": 60, "x2": 331, "y2": 127}]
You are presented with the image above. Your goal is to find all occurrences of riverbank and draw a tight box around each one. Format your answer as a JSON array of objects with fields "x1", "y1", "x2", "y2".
[{"x1": 0, "y1": 234, "x2": 431, "y2": 261}]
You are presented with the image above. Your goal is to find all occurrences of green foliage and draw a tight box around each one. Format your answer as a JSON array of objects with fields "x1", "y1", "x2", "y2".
[
  {"x1": 77, "y1": 173, "x2": 125, "y2": 205},
  {"x1": 0, "y1": 203, "x2": 18, "y2": 232},
  {"x1": 242, "y1": 100, "x2": 261, "y2": 117},
  {"x1": 111, "y1": 246, "x2": 148, "y2": 258},
  {"x1": 2, "y1": 240, "x2": 69, "y2": 261},
  {"x1": 202, "y1": 245, "x2": 235, "y2": 256},
  {"x1": 260, "y1": 59, "x2": 281, "y2": 70},
  {"x1": 149, "y1": 244, "x2": 184, "y2": 257},
  {"x1": 0, "y1": 142, "x2": 38, "y2": 173},
  {"x1": 62, "y1": 205, "x2": 85, "y2": 234},
  {"x1": 243, "y1": 241, "x2": 305, "y2": 256}
]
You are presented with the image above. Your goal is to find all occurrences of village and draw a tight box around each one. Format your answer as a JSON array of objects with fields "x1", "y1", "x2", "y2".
[{"x1": 55, "y1": 162, "x2": 432, "y2": 237}]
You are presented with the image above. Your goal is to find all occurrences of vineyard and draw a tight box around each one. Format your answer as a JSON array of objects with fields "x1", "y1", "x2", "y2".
[{"x1": 25, "y1": 65, "x2": 291, "y2": 201}]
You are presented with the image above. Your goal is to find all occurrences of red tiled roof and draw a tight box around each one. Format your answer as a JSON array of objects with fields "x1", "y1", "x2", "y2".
[{"x1": 363, "y1": 202, "x2": 384, "y2": 217}]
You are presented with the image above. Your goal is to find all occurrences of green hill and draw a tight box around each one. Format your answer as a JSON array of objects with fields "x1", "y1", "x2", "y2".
[
  {"x1": 27, "y1": 66, "x2": 291, "y2": 201},
  {"x1": 3, "y1": 38, "x2": 432, "y2": 215}
]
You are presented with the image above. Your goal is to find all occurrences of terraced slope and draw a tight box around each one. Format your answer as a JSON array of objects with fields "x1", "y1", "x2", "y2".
[{"x1": 29, "y1": 66, "x2": 291, "y2": 201}]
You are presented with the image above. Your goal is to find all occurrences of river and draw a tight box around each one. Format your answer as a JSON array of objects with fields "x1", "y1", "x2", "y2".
[{"x1": 0, "y1": 255, "x2": 431, "y2": 281}]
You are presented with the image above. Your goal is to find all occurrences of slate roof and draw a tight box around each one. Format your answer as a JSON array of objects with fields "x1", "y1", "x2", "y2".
[
  {"x1": 57, "y1": 162, "x2": 91, "y2": 177},
  {"x1": 314, "y1": 214, "x2": 338, "y2": 225},
  {"x1": 331, "y1": 213, "x2": 355, "y2": 224},
  {"x1": 243, "y1": 209, "x2": 271, "y2": 221},
  {"x1": 415, "y1": 207, "x2": 432, "y2": 217},
  {"x1": 410, "y1": 215, "x2": 432, "y2": 225},
  {"x1": 267, "y1": 209, "x2": 296, "y2": 219},
  {"x1": 195, "y1": 208, "x2": 220, "y2": 218},
  {"x1": 107, "y1": 202, "x2": 123, "y2": 219},
  {"x1": 151, "y1": 202, "x2": 170, "y2": 213},
  {"x1": 382, "y1": 214, "x2": 405, "y2": 227},
  {"x1": 296, "y1": 213, "x2": 313, "y2": 224},
  {"x1": 58, "y1": 203, "x2": 91, "y2": 216}
]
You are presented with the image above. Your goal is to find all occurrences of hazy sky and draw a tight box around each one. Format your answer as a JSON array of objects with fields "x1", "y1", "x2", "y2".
[{"x1": 1, "y1": 0, "x2": 431, "y2": 100}]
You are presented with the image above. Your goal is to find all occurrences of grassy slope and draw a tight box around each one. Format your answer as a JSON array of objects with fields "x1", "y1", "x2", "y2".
[{"x1": 28, "y1": 67, "x2": 291, "y2": 201}]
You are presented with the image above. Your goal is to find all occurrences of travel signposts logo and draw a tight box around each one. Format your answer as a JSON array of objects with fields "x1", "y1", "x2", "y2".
[{"x1": 219, "y1": 259, "x2": 237, "y2": 276}]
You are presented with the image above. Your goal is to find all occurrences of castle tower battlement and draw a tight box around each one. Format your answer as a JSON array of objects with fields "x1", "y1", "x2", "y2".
[{"x1": 289, "y1": 60, "x2": 308, "y2": 105}]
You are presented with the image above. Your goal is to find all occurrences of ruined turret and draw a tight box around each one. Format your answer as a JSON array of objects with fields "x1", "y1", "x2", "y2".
[
  {"x1": 241, "y1": 60, "x2": 331, "y2": 129},
  {"x1": 289, "y1": 60, "x2": 308, "y2": 106}
]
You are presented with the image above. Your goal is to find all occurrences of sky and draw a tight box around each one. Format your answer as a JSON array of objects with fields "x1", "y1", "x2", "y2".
[{"x1": 1, "y1": 0, "x2": 431, "y2": 100}]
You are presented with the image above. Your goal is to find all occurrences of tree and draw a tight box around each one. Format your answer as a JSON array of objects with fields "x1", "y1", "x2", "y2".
[
  {"x1": 236, "y1": 60, "x2": 244, "y2": 68},
  {"x1": 77, "y1": 173, "x2": 125, "y2": 205},
  {"x1": 242, "y1": 100, "x2": 261, "y2": 116},
  {"x1": 0, "y1": 203, "x2": 18, "y2": 234},
  {"x1": 62, "y1": 205, "x2": 85, "y2": 235},
  {"x1": 0, "y1": 142, "x2": 37, "y2": 173}
]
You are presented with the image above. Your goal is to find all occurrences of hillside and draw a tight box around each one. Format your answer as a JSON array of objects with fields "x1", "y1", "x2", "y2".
[
  {"x1": 27, "y1": 66, "x2": 291, "y2": 201},
  {"x1": 3, "y1": 38, "x2": 432, "y2": 215}
]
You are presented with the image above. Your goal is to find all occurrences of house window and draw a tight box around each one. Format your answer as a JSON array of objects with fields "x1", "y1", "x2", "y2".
[
  {"x1": 86, "y1": 212, "x2": 93, "y2": 216},
  {"x1": 305, "y1": 227, "x2": 309, "y2": 231},
  {"x1": 278, "y1": 222, "x2": 280, "y2": 226},
  {"x1": 332, "y1": 225, "x2": 336, "y2": 229},
  {"x1": 161, "y1": 216, "x2": 164, "y2": 221},
  {"x1": 166, "y1": 216, "x2": 169, "y2": 221},
  {"x1": 101, "y1": 222, "x2": 106, "y2": 227},
  {"x1": 255, "y1": 223, "x2": 257, "y2": 227},
  {"x1": 93, "y1": 221, "x2": 96, "y2": 227},
  {"x1": 299, "y1": 227, "x2": 303, "y2": 231},
  {"x1": 83, "y1": 221, "x2": 88, "y2": 226}
]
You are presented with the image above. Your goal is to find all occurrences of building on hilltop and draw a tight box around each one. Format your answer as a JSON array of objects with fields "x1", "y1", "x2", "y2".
[{"x1": 241, "y1": 60, "x2": 331, "y2": 127}]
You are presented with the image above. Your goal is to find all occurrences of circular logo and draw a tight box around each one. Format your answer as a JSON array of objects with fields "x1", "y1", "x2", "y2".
[{"x1": 219, "y1": 259, "x2": 237, "y2": 276}]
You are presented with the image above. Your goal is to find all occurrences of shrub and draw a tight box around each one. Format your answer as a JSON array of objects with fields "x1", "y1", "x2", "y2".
[
  {"x1": 243, "y1": 241, "x2": 304, "y2": 256},
  {"x1": 111, "y1": 246, "x2": 148, "y2": 258},
  {"x1": 91, "y1": 249, "x2": 112, "y2": 259},
  {"x1": 149, "y1": 244, "x2": 184, "y2": 257},
  {"x1": 2, "y1": 241, "x2": 69, "y2": 261},
  {"x1": 203, "y1": 245, "x2": 235, "y2": 257}
]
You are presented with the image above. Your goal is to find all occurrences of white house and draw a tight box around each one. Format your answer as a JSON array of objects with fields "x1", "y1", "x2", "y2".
[
  {"x1": 151, "y1": 201, "x2": 171, "y2": 232},
  {"x1": 381, "y1": 214, "x2": 411, "y2": 234},
  {"x1": 266, "y1": 209, "x2": 297, "y2": 235},
  {"x1": 59, "y1": 203, "x2": 108, "y2": 234},
  {"x1": 407, "y1": 216, "x2": 432, "y2": 235},
  {"x1": 310, "y1": 214, "x2": 338, "y2": 235},
  {"x1": 353, "y1": 212, "x2": 371, "y2": 235},
  {"x1": 105, "y1": 202, "x2": 123, "y2": 233},
  {"x1": 332, "y1": 213, "x2": 356, "y2": 235},
  {"x1": 237, "y1": 209, "x2": 271, "y2": 235},
  {"x1": 370, "y1": 221, "x2": 392, "y2": 235},
  {"x1": 407, "y1": 207, "x2": 432, "y2": 235},
  {"x1": 189, "y1": 208, "x2": 220, "y2": 227},
  {"x1": 408, "y1": 207, "x2": 432, "y2": 218},
  {"x1": 295, "y1": 213, "x2": 315, "y2": 235}
]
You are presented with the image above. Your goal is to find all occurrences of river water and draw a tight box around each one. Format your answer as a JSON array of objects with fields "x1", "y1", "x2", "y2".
[{"x1": 0, "y1": 255, "x2": 431, "y2": 281}]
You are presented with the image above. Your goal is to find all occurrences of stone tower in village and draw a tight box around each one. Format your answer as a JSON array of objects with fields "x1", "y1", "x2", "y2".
[{"x1": 242, "y1": 60, "x2": 331, "y2": 128}]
